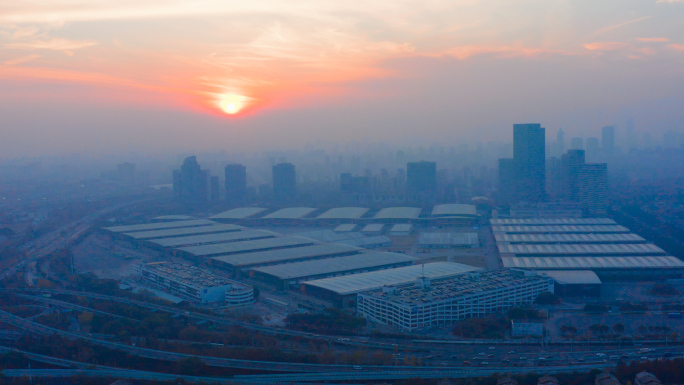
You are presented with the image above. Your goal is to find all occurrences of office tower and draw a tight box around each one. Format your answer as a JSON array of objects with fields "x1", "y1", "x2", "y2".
[
  {"x1": 513, "y1": 123, "x2": 546, "y2": 202},
  {"x1": 406, "y1": 160, "x2": 437, "y2": 197},
  {"x1": 272, "y1": 162, "x2": 296, "y2": 203},
  {"x1": 224, "y1": 163, "x2": 247, "y2": 204},
  {"x1": 498, "y1": 158, "x2": 516, "y2": 204},
  {"x1": 601, "y1": 126, "x2": 615, "y2": 154},
  {"x1": 556, "y1": 128, "x2": 565, "y2": 155},
  {"x1": 570, "y1": 137, "x2": 584, "y2": 150},
  {"x1": 545, "y1": 157, "x2": 563, "y2": 201},
  {"x1": 172, "y1": 156, "x2": 209, "y2": 204},
  {"x1": 561, "y1": 149, "x2": 585, "y2": 202},
  {"x1": 210, "y1": 176, "x2": 220, "y2": 202},
  {"x1": 585, "y1": 137, "x2": 599, "y2": 161},
  {"x1": 577, "y1": 163, "x2": 607, "y2": 217}
]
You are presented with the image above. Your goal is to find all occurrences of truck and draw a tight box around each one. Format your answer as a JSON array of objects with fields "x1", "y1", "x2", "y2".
[{"x1": 667, "y1": 312, "x2": 682, "y2": 319}]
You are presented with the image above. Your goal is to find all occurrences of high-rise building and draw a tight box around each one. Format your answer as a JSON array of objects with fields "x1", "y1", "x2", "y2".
[
  {"x1": 577, "y1": 163, "x2": 607, "y2": 217},
  {"x1": 570, "y1": 137, "x2": 584, "y2": 150},
  {"x1": 561, "y1": 149, "x2": 585, "y2": 202},
  {"x1": 545, "y1": 157, "x2": 563, "y2": 200},
  {"x1": 513, "y1": 123, "x2": 546, "y2": 203},
  {"x1": 498, "y1": 158, "x2": 516, "y2": 204},
  {"x1": 585, "y1": 137, "x2": 599, "y2": 161},
  {"x1": 173, "y1": 156, "x2": 209, "y2": 204},
  {"x1": 406, "y1": 160, "x2": 437, "y2": 199},
  {"x1": 272, "y1": 162, "x2": 296, "y2": 203},
  {"x1": 224, "y1": 163, "x2": 247, "y2": 204},
  {"x1": 602, "y1": 126, "x2": 615, "y2": 154}
]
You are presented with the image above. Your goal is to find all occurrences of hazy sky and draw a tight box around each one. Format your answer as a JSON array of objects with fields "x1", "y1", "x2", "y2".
[{"x1": 2, "y1": 0, "x2": 683, "y2": 157}]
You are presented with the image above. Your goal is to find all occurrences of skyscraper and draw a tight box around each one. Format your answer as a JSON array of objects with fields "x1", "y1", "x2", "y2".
[
  {"x1": 577, "y1": 163, "x2": 607, "y2": 217},
  {"x1": 498, "y1": 158, "x2": 516, "y2": 204},
  {"x1": 406, "y1": 160, "x2": 437, "y2": 196},
  {"x1": 556, "y1": 128, "x2": 565, "y2": 156},
  {"x1": 561, "y1": 149, "x2": 585, "y2": 202},
  {"x1": 173, "y1": 156, "x2": 209, "y2": 204},
  {"x1": 570, "y1": 137, "x2": 584, "y2": 150},
  {"x1": 601, "y1": 126, "x2": 615, "y2": 154},
  {"x1": 272, "y1": 162, "x2": 296, "y2": 203},
  {"x1": 225, "y1": 163, "x2": 247, "y2": 204},
  {"x1": 585, "y1": 137, "x2": 599, "y2": 161},
  {"x1": 513, "y1": 123, "x2": 546, "y2": 203}
]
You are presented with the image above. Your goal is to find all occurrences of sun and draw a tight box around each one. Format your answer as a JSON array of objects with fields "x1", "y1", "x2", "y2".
[
  {"x1": 223, "y1": 102, "x2": 238, "y2": 114},
  {"x1": 215, "y1": 93, "x2": 254, "y2": 115}
]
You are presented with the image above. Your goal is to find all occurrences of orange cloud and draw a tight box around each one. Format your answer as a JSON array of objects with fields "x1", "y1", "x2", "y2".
[
  {"x1": 584, "y1": 42, "x2": 627, "y2": 51},
  {"x1": 668, "y1": 44, "x2": 684, "y2": 51},
  {"x1": 637, "y1": 37, "x2": 669, "y2": 42}
]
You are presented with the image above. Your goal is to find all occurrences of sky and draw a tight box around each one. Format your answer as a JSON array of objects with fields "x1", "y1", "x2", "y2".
[{"x1": 1, "y1": 0, "x2": 683, "y2": 157}]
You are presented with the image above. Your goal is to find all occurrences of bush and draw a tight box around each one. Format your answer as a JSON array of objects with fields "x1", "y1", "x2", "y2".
[
  {"x1": 285, "y1": 308, "x2": 366, "y2": 335},
  {"x1": 583, "y1": 303, "x2": 608, "y2": 313},
  {"x1": 651, "y1": 283, "x2": 678, "y2": 296},
  {"x1": 507, "y1": 307, "x2": 543, "y2": 320},
  {"x1": 619, "y1": 303, "x2": 648, "y2": 312},
  {"x1": 452, "y1": 317, "x2": 508, "y2": 339},
  {"x1": 535, "y1": 292, "x2": 561, "y2": 305}
]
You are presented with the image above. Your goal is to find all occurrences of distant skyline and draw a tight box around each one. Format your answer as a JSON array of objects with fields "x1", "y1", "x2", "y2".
[{"x1": 1, "y1": 0, "x2": 683, "y2": 157}]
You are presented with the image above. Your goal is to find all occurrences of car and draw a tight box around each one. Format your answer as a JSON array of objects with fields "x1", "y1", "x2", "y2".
[
  {"x1": 502, "y1": 359, "x2": 510, "y2": 363},
  {"x1": 577, "y1": 357, "x2": 585, "y2": 361},
  {"x1": 610, "y1": 355, "x2": 620, "y2": 360},
  {"x1": 508, "y1": 351, "x2": 516, "y2": 354},
  {"x1": 596, "y1": 353, "x2": 606, "y2": 357},
  {"x1": 336, "y1": 338, "x2": 350, "y2": 342},
  {"x1": 489, "y1": 347, "x2": 496, "y2": 350},
  {"x1": 488, "y1": 354, "x2": 494, "y2": 357},
  {"x1": 641, "y1": 357, "x2": 648, "y2": 361},
  {"x1": 478, "y1": 352, "x2": 486, "y2": 356},
  {"x1": 463, "y1": 361, "x2": 472, "y2": 366},
  {"x1": 481, "y1": 361, "x2": 489, "y2": 365},
  {"x1": 519, "y1": 356, "x2": 527, "y2": 360},
  {"x1": 353, "y1": 365, "x2": 362, "y2": 370}
]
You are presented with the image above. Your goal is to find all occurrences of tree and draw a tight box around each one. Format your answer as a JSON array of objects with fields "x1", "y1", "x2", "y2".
[
  {"x1": 535, "y1": 292, "x2": 561, "y2": 305},
  {"x1": 560, "y1": 325, "x2": 578, "y2": 338},
  {"x1": 651, "y1": 283, "x2": 678, "y2": 296},
  {"x1": 175, "y1": 356, "x2": 206, "y2": 375},
  {"x1": 584, "y1": 303, "x2": 608, "y2": 313},
  {"x1": 613, "y1": 323, "x2": 625, "y2": 334}
]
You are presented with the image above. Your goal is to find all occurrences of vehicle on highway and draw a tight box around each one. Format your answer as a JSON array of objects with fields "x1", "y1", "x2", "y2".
[
  {"x1": 610, "y1": 355, "x2": 620, "y2": 360},
  {"x1": 641, "y1": 357, "x2": 648, "y2": 360},
  {"x1": 489, "y1": 347, "x2": 496, "y2": 350},
  {"x1": 478, "y1": 352, "x2": 486, "y2": 355},
  {"x1": 508, "y1": 350, "x2": 516, "y2": 354},
  {"x1": 463, "y1": 361, "x2": 471, "y2": 366},
  {"x1": 336, "y1": 338, "x2": 350, "y2": 342},
  {"x1": 353, "y1": 365, "x2": 362, "y2": 370},
  {"x1": 667, "y1": 312, "x2": 682, "y2": 319},
  {"x1": 519, "y1": 356, "x2": 527, "y2": 360},
  {"x1": 596, "y1": 353, "x2": 606, "y2": 357},
  {"x1": 577, "y1": 357, "x2": 584, "y2": 361},
  {"x1": 481, "y1": 361, "x2": 489, "y2": 366}
]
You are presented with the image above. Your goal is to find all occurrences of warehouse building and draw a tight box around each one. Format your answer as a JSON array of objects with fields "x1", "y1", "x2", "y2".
[
  {"x1": 176, "y1": 236, "x2": 316, "y2": 260},
  {"x1": 258, "y1": 207, "x2": 318, "y2": 226},
  {"x1": 494, "y1": 233, "x2": 646, "y2": 245},
  {"x1": 335, "y1": 235, "x2": 391, "y2": 249},
  {"x1": 122, "y1": 224, "x2": 243, "y2": 240},
  {"x1": 334, "y1": 224, "x2": 357, "y2": 233},
  {"x1": 249, "y1": 252, "x2": 415, "y2": 290},
  {"x1": 502, "y1": 256, "x2": 684, "y2": 280},
  {"x1": 357, "y1": 269, "x2": 553, "y2": 331},
  {"x1": 491, "y1": 225, "x2": 630, "y2": 234},
  {"x1": 316, "y1": 207, "x2": 369, "y2": 225},
  {"x1": 498, "y1": 243, "x2": 667, "y2": 258},
  {"x1": 373, "y1": 207, "x2": 421, "y2": 222},
  {"x1": 210, "y1": 207, "x2": 267, "y2": 221},
  {"x1": 140, "y1": 262, "x2": 253, "y2": 305},
  {"x1": 539, "y1": 270, "x2": 602, "y2": 298},
  {"x1": 302, "y1": 262, "x2": 480, "y2": 308},
  {"x1": 419, "y1": 232, "x2": 479, "y2": 249},
  {"x1": 151, "y1": 215, "x2": 195, "y2": 221},
  {"x1": 431, "y1": 204, "x2": 477, "y2": 226},
  {"x1": 389, "y1": 224, "x2": 413, "y2": 236},
  {"x1": 104, "y1": 219, "x2": 217, "y2": 234},
  {"x1": 361, "y1": 224, "x2": 384, "y2": 235},
  {"x1": 294, "y1": 230, "x2": 365, "y2": 243},
  {"x1": 491, "y1": 218, "x2": 617, "y2": 226},
  {"x1": 147, "y1": 229, "x2": 278, "y2": 249},
  {"x1": 210, "y1": 243, "x2": 361, "y2": 273}
]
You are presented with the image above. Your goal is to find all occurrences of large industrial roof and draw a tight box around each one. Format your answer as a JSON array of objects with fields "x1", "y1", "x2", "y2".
[
  {"x1": 374, "y1": 207, "x2": 422, "y2": 219},
  {"x1": 294, "y1": 230, "x2": 364, "y2": 243},
  {"x1": 103, "y1": 219, "x2": 216, "y2": 233},
  {"x1": 335, "y1": 236, "x2": 391, "y2": 248},
  {"x1": 362, "y1": 224, "x2": 384, "y2": 233},
  {"x1": 123, "y1": 224, "x2": 243, "y2": 240},
  {"x1": 262, "y1": 207, "x2": 317, "y2": 219},
  {"x1": 431, "y1": 204, "x2": 477, "y2": 217},
  {"x1": 211, "y1": 243, "x2": 360, "y2": 267},
  {"x1": 491, "y1": 225, "x2": 630, "y2": 234},
  {"x1": 390, "y1": 224, "x2": 413, "y2": 233},
  {"x1": 539, "y1": 270, "x2": 602, "y2": 285},
  {"x1": 179, "y1": 236, "x2": 316, "y2": 257},
  {"x1": 148, "y1": 229, "x2": 277, "y2": 248},
  {"x1": 419, "y1": 232, "x2": 479, "y2": 246},
  {"x1": 152, "y1": 215, "x2": 195, "y2": 221},
  {"x1": 250, "y1": 252, "x2": 415, "y2": 280},
  {"x1": 303, "y1": 262, "x2": 481, "y2": 295},
  {"x1": 502, "y1": 256, "x2": 684, "y2": 270},
  {"x1": 317, "y1": 207, "x2": 369, "y2": 219},
  {"x1": 494, "y1": 233, "x2": 646, "y2": 245},
  {"x1": 209, "y1": 207, "x2": 266, "y2": 219},
  {"x1": 498, "y1": 243, "x2": 666, "y2": 256},
  {"x1": 334, "y1": 224, "x2": 357, "y2": 232},
  {"x1": 491, "y1": 218, "x2": 617, "y2": 226}
]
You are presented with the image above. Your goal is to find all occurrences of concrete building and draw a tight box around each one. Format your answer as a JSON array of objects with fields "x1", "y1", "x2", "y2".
[
  {"x1": 173, "y1": 156, "x2": 210, "y2": 205},
  {"x1": 602, "y1": 126, "x2": 615, "y2": 154},
  {"x1": 103, "y1": 219, "x2": 216, "y2": 234},
  {"x1": 635, "y1": 372, "x2": 661, "y2": 385},
  {"x1": 177, "y1": 236, "x2": 316, "y2": 259},
  {"x1": 357, "y1": 269, "x2": 552, "y2": 331},
  {"x1": 147, "y1": 229, "x2": 277, "y2": 249},
  {"x1": 389, "y1": 224, "x2": 413, "y2": 236},
  {"x1": 210, "y1": 207, "x2": 267, "y2": 221},
  {"x1": 140, "y1": 262, "x2": 253, "y2": 305},
  {"x1": 418, "y1": 232, "x2": 479, "y2": 249},
  {"x1": 407, "y1": 160, "x2": 437, "y2": 201},
  {"x1": 361, "y1": 224, "x2": 384, "y2": 235},
  {"x1": 561, "y1": 149, "x2": 585, "y2": 202},
  {"x1": 431, "y1": 204, "x2": 477, "y2": 226},
  {"x1": 334, "y1": 224, "x2": 357, "y2": 233},
  {"x1": 121, "y1": 224, "x2": 243, "y2": 240},
  {"x1": 538, "y1": 376, "x2": 559, "y2": 385},
  {"x1": 509, "y1": 202, "x2": 583, "y2": 218},
  {"x1": 498, "y1": 158, "x2": 517, "y2": 204},
  {"x1": 373, "y1": 207, "x2": 421, "y2": 222},
  {"x1": 540, "y1": 270, "x2": 602, "y2": 298},
  {"x1": 272, "y1": 162, "x2": 297, "y2": 203},
  {"x1": 224, "y1": 164, "x2": 247, "y2": 205},
  {"x1": 596, "y1": 373, "x2": 621, "y2": 385},
  {"x1": 513, "y1": 123, "x2": 546, "y2": 203},
  {"x1": 578, "y1": 163, "x2": 608, "y2": 217},
  {"x1": 511, "y1": 320, "x2": 544, "y2": 337}
]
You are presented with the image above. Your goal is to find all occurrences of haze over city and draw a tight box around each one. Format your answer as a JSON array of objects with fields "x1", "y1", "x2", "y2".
[{"x1": 2, "y1": 1, "x2": 684, "y2": 385}]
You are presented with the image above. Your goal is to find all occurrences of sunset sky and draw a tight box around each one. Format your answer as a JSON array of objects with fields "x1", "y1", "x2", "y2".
[{"x1": 2, "y1": 0, "x2": 683, "y2": 157}]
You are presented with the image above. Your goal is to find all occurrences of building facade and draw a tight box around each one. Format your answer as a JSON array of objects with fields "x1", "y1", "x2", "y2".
[
  {"x1": 578, "y1": 163, "x2": 607, "y2": 217},
  {"x1": 173, "y1": 156, "x2": 209, "y2": 204},
  {"x1": 357, "y1": 269, "x2": 553, "y2": 331},
  {"x1": 224, "y1": 163, "x2": 247, "y2": 204},
  {"x1": 272, "y1": 162, "x2": 297, "y2": 203},
  {"x1": 513, "y1": 123, "x2": 546, "y2": 203}
]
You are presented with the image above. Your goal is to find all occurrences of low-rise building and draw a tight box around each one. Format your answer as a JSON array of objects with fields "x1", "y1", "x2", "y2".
[
  {"x1": 596, "y1": 373, "x2": 621, "y2": 385},
  {"x1": 357, "y1": 269, "x2": 552, "y2": 331},
  {"x1": 140, "y1": 262, "x2": 253, "y2": 305},
  {"x1": 635, "y1": 372, "x2": 661, "y2": 385},
  {"x1": 538, "y1": 376, "x2": 559, "y2": 385},
  {"x1": 418, "y1": 232, "x2": 479, "y2": 249}
]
